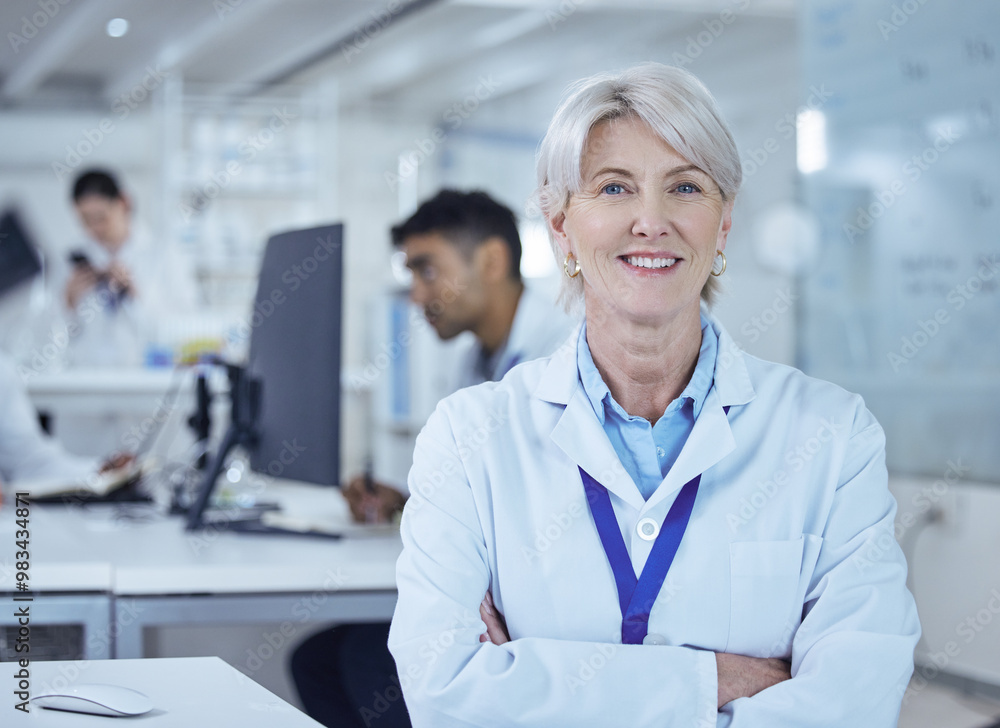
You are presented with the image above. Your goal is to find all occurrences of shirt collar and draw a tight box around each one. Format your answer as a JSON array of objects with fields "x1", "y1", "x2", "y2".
[{"x1": 576, "y1": 313, "x2": 718, "y2": 425}]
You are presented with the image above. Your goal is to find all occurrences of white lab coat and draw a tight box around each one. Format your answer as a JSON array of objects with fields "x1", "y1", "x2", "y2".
[
  {"x1": 389, "y1": 312, "x2": 920, "y2": 727},
  {"x1": 451, "y1": 284, "x2": 578, "y2": 390},
  {"x1": 381, "y1": 284, "x2": 577, "y2": 491},
  {"x1": 55, "y1": 225, "x2": 198, "y2": 367},
  {"x1": 0, "y1": 353, "x2": 96, "y2": 484}
]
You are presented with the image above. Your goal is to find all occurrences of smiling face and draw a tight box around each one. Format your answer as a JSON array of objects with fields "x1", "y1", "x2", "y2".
[{"x1": 549, "y1": 116, "x2": 733, "y2": 329}]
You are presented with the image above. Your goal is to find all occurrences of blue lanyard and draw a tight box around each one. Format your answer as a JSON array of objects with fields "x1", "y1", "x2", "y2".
[{"x1": 580, "y1": 405, "x2": 729, "y2": 645}]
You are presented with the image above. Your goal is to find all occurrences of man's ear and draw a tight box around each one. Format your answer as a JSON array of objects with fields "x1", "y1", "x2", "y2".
[{"x1": 475, "y1": 236, "x2": 513, "y2": 283}]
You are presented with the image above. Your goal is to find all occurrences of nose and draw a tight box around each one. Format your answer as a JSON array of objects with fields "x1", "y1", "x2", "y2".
[
  {"x1": 410, "y1": 280, "x2": 429, "y2": 306},
  {"x1": 630, "y1": 195, "x2": 672, "y2": 239}
]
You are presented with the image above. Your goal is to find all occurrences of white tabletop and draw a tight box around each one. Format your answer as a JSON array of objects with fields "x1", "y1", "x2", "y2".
[
  {"x1": 24, "y1": 368, "x2": 182, "y2": 396},
  {"x1": 12, "y1": 656, "x2": 323, "y2": 726},
  {"x1": 0, "y1": 482, "x2": 401, "y2": 596}
]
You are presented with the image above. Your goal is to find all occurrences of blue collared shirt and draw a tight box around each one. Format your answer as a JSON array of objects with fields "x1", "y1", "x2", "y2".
[{"x1": 577, "y1": 316, "x2": 718, "y2": 499}]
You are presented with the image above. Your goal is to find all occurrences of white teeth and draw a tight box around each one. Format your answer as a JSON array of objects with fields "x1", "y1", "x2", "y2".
[{"x1": 626, "y1": 256, "x2": 677, "y2": 269}]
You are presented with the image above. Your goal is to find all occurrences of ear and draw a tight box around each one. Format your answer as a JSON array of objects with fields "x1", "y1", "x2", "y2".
[
  {"x1": 546, "y1": 210, "x2": 573, "y2": 258},
  {"x1": 716, "y1": 200, "x2": 734, "y2": 253},
  {"x1": 119, "y1": 194, "x2": 133, "y2": 217},
  {"x1": 474, "y1": 237, "x2": 511, "y2": 283}
]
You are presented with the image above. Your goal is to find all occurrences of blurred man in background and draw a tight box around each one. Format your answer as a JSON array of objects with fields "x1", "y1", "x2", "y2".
[{"x1": 291, "y1": 189, "x2": 577, "y2": 728}]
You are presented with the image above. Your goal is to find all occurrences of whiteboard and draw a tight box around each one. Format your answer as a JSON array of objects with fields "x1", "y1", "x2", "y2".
[{"x1": 799, "y1": 0, "x2": 1000, "y2": 482}]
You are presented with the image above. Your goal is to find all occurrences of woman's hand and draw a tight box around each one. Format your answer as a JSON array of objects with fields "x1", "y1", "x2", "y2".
[
  {"x1": 715, "y1": 652, "x2": 791, "y2": 708},
  {"x1": 65, "y1": 266, "x2": 99, "y2": 309},
  {"x1": 479, "y1": 591, "x2": 510, "y2": 645},
  {"x1": 106, "y1": 261, "x2": 136, "y2": 300}
]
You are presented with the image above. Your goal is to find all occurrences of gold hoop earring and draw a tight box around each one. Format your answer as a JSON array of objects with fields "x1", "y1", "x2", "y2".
[
  {"x1": 563, "y1": 253, "x2": 581, "y2": 278},
  {"x1": 710, "y1": 250, "x2": 727, "y2": 277}
]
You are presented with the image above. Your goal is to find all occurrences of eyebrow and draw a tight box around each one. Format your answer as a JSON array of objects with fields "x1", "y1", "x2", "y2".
[
  {"x1": 405, "y1": 254, "x2": 431, "y2": 270},
  {"x1": 587, "y1": 163, "x2": 708, "y2": 180}
]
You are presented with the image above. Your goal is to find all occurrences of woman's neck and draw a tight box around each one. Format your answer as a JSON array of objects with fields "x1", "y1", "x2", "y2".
[{"x1": 585, "y1": 301, "x2": 703, "y2": 423}]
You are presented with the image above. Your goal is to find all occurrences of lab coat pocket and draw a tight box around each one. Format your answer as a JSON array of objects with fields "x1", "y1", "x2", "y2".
[{"x1": 727, "y1": 538, "x2": 804, "y2": 657}]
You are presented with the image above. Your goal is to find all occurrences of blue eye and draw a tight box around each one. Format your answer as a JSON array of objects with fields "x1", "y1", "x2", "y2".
[
  {"x1": 602, "y1": 183, "x2": 625, "y2": 195},
  {"x1": 676, "y1": 183, "x2": 700, "y2": 194}
]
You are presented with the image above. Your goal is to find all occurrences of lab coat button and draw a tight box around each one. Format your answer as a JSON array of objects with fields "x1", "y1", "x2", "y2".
[
  {"x1": 642, "y1": 633, "x2": 667, "y2": 646},
  {"x1": 637, "y1": 518, "x2": 659, "y2": 541}
]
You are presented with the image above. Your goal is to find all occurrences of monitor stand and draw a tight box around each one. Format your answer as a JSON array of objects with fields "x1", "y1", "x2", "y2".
[{"x1": 184, "y1": 365, "x2": 259, "y2": 532}]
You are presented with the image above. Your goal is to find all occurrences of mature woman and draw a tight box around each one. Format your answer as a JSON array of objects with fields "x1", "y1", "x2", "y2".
[{"x1": 389, "y1": 63, "x2": 919, "y2": 727}]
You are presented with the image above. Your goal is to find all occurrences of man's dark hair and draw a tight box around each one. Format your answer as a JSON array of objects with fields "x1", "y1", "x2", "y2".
[
  {"x1": 391, "y1": 189, "x2": 522, "y2": 281},
  {"x1": 72, "y1": 169, "x2": 123, "y2": 203}
]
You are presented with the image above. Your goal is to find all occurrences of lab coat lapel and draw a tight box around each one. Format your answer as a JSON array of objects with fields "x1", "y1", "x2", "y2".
[
  {"x1": 645, "y1": 314, "x2": 756, "y2": 510},
  {"x1": 535, "y1": 328, "x2": 646, "y2": 511},
  {"x1": 549, "y1": 389, "x2": 647, "y2": 511},
  {"x1": 644, "y1": 387, "x2": 735, "y2": 511}
]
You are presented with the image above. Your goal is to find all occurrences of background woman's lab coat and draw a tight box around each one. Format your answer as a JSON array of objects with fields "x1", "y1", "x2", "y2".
[{"x1": 55, "y1": 225, "x2": 198, "y2": 367}]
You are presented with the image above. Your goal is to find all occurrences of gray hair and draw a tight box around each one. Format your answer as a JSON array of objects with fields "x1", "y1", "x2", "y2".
[{"x1": 534, "y1": 62, "x2": 741, "y2": 309}]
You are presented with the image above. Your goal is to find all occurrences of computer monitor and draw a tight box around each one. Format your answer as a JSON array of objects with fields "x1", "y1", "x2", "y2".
[
  {"x1": 185, "y1": 223, "x2": 343, "y2": 531},
  {"x1": 247, "y1": 223, "x2": 343, "y2": 485},
  {"x1": 0, "y1": 208, "x2": 43, "y2": 297}
]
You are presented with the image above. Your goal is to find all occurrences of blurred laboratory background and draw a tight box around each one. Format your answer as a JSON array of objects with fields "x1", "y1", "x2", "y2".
[{"x1": 0, "y1": 1, "x2": 997, "y2": 725}]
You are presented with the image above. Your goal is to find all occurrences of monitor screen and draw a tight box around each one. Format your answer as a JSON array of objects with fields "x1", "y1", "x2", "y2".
[
  {"x1": 246, "y1": 223, "x2": 343, "y2": 486},
  {"x1": 0, "y1": 208, "x2": 42, "y2": 297}
]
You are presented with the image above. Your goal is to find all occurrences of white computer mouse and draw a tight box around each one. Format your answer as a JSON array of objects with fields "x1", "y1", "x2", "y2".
[{"x1": 31, "y1": 683, "x2": 153, "y2": 716}]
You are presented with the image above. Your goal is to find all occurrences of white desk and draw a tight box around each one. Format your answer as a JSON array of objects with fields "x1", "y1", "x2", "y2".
[
  {"x1": 0, "y1": 483, "x2": 400, "y2": 659},
  {"x1": 23, "y1": 368, "x2": 211, "y2": 459},
  {"x1": 24, "y1": 369, "x2": 185, "y2": 416},
  {"x1": 11, "y1": 656, "x2": 323, "y2": 726}
]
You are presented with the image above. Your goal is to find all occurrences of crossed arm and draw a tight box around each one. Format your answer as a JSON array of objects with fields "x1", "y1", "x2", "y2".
[
  {"x1": 390, "y1": 410, "x2": 919, "y2": 727},
  {"x1": 478, "y1": 590, "x2": 792, "y2": 710}
]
